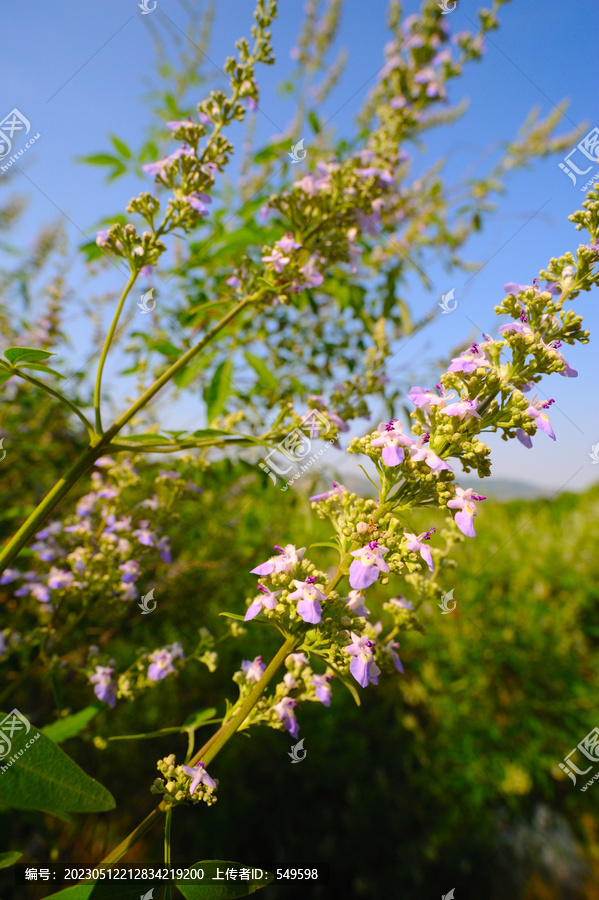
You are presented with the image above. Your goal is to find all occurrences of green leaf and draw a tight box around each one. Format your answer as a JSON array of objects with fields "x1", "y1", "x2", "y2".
[
  {"x1": 176, "y1": 861, "x2": 274, "y2": 898},
  {"x1": 181, "y1": 708, "x2": 219, "y2": 731},
  {"x1": 244, "y1": 353, "x2": 278, "y2": 390},
  {"x1": 0, "y1": 370, "x2": 13, "y2": 387},
  {"x1": 204, "y1": 359, "x2": 233, "y2": 424},
  {"x1": 75, "y1": 154, "x2": 122, "y2": 167},
  {"x1": 110, "y1": 135, "x2": 131, "y2": 159},
  {"x1": 4, "y1": 347, "x2": 55, "y2": 364},
  {"x1": 308, "y1": 110, "x2": 321, "y2": 134},
  {"x1": 17, "y1": 362, "x2": 65, "y2": 378},
  {"x1": 42, "y1": 706, "x2": 99, "y2": 744},
  {"x1": 121, "y1": 434, "x2": 170, "y2": 444},
  {"x1": 0, "y1": 713, "x2": 115, "y2": 814},
  {"x1": 218, "y1": 612, "x2": 247, "y2": 622},
  {"x1": 0, "y1": 851, "x2": 22, "y2": 869}
]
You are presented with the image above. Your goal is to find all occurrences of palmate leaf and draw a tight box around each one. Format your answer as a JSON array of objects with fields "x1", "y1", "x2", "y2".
[{"x1": 0, "y1": 712, "x2": 115, "y2": 814}]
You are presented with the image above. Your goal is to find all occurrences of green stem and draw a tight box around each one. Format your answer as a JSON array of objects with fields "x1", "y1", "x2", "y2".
[
  {"x1": 95, "y1": 804, "x2": 168, "y2": 869},
  {"x1": 0, "y1": 444, "x2": 102, "y2": 575},
  {"x1": 0, "y1": 295, "x2": 254, "y2": 576},
  {"x1": 12, "y1": 370, "x2": 95, "y2": 438},
  {"x1": 103, "y1": 296, "x2": 253, "y2": 442},
  {"x1": 94, "y1": 270, "x2": 138, "y2": 434},
  {"x1": 192, "y1": 635, "x2": 298, "y2": 767},
  {"x1": 164, "y1": 808, "x2": 172, "y2": 869}
]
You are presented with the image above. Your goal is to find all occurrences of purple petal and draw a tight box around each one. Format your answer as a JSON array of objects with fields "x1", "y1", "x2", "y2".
[
  {"x1": 297, "y1": 597, "x2": 322, "y2": 624},
  {"x1": 454, "y1": 509, "x2": 476, "y2": 538},
  {"x1": 348, "y1": 560, "x2": 381, "y2": 590}
]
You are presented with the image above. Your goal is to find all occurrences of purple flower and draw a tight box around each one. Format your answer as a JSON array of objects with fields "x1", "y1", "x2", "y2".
[
  {"x1": 498, "y1": 320, "x2": 534, "y2": 338},
  {"x1": 182, "y1": 192, "x2": 210, "y2": 215},
  {"x1": 299, "y1": 254, "x2": 324, "y2": 288},
  {"x1": 407, "y1": 386, "x2": 450, "y2": 412},
  {"x1": 345, "y1": 590, "x2": 370, "y2": 617},
  {"x1": 0, "y1": 568, "x2": 20, "y2": 585},
  {"x1": 143, "y1": 157, "x2": 170, "y2": 176},
  {"x1": 288, "y1": 578, "x2": 326, "y2": 624},
  {"x1": 386, "y1": 641, "x2": 404, "y2": 673},
  {"x1": 550, "y1": 344, "x2": 578, "y2": 378},
  {"x1": 118, "y1": 560, "x2": 140, "y2": 584},
  {"x1": 35, "y1": 521, "x2": 62, "y2": 540},
  {"x1": 311, "y1": 674, "x2": 333, "y2": 706},
  {"x1": 246, "y1": 97, "x2": 258, "y2": 112},
  {"x1": 447, "y1": 486, "x2": 486, "y2": 538},
  {"x1": 90, "y1": 666, "x2": 117, "y2": 708},
  {"x1": 447, "y1": 342, "x2": 491, "y2": 374},
  {"x1": 147, "y1": 642, "x2": 184, "y2": 682},
  {"x1": 309, "y1": 481, "x2": 345, "y2": 502},
  {"x1": 410, "y1": 444, "x2": 453, "y2": 471},
  {"x1": 133, "y1": 521, "x2": 156, "y2": 547},
  {"x1": 273, "y1": 697, "x2": 299, "y2": 738},
  {"x1": 349, "y1": 542, "x2": 389, "y2": 590},
  {"x1": 226, "y1": 275, "x2": 241, "y2": 289},
  {"x1": 48, "y1": 567, "x2": 74, "y2": 590},
  {"x1": 277, "y1": 233, "x2": 302, "y2": 253},
  {"x1": 262, "y1": 247, "x2": 290, "y2": 273},
  {"x1": 140, "y1": 494, "x2": 160, "y2": 510},
  {"x1": 250, "y1": 544, "x2": 305, "y2": 576},
  {"x1": 244, "y1": 584, "x2": 281, "y2": 621},
  {"x1": 443, "y1": 397, "x2": 481, "y2": 421},
  {"x1": 31, "y1": 584, "x2": 51, "y2": 603},
  {"x1": 389, "y1": 596, "x2": 414, "y2": 611},
  {"x1": 241, "y1": 656, "x2": 266, "y2": 683},
  {"x1": 371, "y1": 420, "x2": 414, "y2": 466},
  {"x1": 286, "y1": 652, "x2": 309, "y2": 669},
  {"x1": 343, "y1": 632, "x2": 381, "y2": 688},
  {"x1": 516, "y1": 429, "x2": 533, "y2": 449},
  {"x1": 179, "y1": 761, "x2": 216, "y2": 794},
  {"x1": 404, "y1": 529, "x2": 436, "y2": 572},
  {"x1": 96, "y1": 230, "x2": 110, "y2": 248},
  {"x1": 524, "y1": 396, "x2": 556, "y2": 441},
  {"x1": 76, "y1": 493, "x2": 97, "y2": 517},
  {"x1": 156, "y1": 536, "x2": 172, "y2": 563}
]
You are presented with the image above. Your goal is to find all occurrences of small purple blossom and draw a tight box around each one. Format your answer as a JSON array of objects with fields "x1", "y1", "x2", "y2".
[
  {"x1": 241, "y1": 656, "x2": 266, "y2": 683},
  {"x1": 287, "y1": 579, "x2": 326, "y2": 624},
  {"x1": 47, "y1": 567, "x2": 74, "y2": 590},
  {"x1": 133, "y1": 521, "x2": 156, "y2": 547},
  {"x1": 250, "y1": 544, "x2": 305, "y2": 576},
  {"x1": 244, "y1": 584, "x2": 282, "y2": 621},
  {"x1": 407, "y1": 386, "x2": 450, "y2": 412},
  {"x1": 343, "y1": 632, "x2": 381, "y2": 688},
  {"x1": 404, "y1": 529, "x2": 436, "y2": 572},
  {"x1": 447, "y1": 343, "x2": 491, "y2": 374},
  {"x1": 443, "y1": 397, "x2": 481, "y2": 421},
  {"x1": 447, "y1": 486, "x2": 486, "y2": 538},
  {"x1": 309, "y1": 481, "x2": 345, "y2": 502},
  {"x1": 523, "y1": 395, "x2": 556, "y2": 441},
  {"x1": 273, "y1": 696, "x2": 299, "y2": 738},
  {"x1": 370, "y1": 420, "x2": 414, "y2": 466},
  {"x1": 349, "y1": 542, "x2": 389, "y2": 590},
  {"x1": 90, "y1": 666, "x2": 117, "y2": 708},
  {"x1": 118, "y1": 560, "x2": 140, "y2": 584},
  {"x1": 0, "y1": 568, "x2": 20, "y2": 585},
  {"x1": 311, "y1": 674, "x2": 333, "y2": 706},
  {"x1": 147, "y1": 642, "x2": 184, "y2": 682},
  {"x1": 179, "y1": 761, "x2": 217, "y2": 794},
  {"x1": 345, "y1": 590, "x2": 370, "y2": 617},
  {"x1": 410, "y1": 444, "x2": 453, "y2": 472}
]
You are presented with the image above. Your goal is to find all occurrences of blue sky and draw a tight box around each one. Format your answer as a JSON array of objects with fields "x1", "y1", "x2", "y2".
[{"x1": 1, "y1": 0, "x2": 598, "y2": 494}]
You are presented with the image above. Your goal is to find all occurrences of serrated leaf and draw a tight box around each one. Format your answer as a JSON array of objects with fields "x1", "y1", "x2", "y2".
[
  {"x1": 17, "y1": 362, "x2": 64, "y2": 378},
  {"x1": 176, "y1": 861, "x2": 274, "y2": 898},
  {"x1": 0, "y1": 713, "x2": 115, "y2": 814},
  {"x1": 204, "y1": 359, "x2": 233, "y2": 424},
  {"x1": 42, "y1": 706, "x2": 99, "y2": 744},
  {"x1": 4, "y1": 347, "x2": 55, "y2": 364},
  {"x1": 0, "y1": 851, "x2": 22, "y2": 869}
]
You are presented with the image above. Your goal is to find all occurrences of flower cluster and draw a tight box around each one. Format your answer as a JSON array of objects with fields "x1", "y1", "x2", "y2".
[{"x1": 151, "y1": 755, "x2": 217, "y2": 807}]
